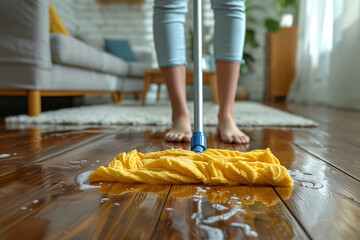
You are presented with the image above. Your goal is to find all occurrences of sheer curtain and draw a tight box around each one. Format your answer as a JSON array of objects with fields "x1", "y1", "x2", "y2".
[{"x1": 287, "y1": 0, "x2": 360, "y2": 109}]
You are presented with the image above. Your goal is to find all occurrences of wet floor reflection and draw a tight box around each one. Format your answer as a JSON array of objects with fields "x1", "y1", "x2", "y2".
[
  {"x1": 97, "y1": 183, "x2": 293, "y2": 207},
  {"x1": 168, "y1": 185, "x2": 296, "y2": 239},
  {"x1": 94, "y1": 183, "x2": 296, "y2": 239}
]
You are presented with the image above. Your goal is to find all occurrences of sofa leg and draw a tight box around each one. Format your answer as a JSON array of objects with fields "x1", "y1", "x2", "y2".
[
  {"x1": 28, "y1": 90, "x2": 41, "y2": 116},
  {"x1": 112, "y1": 92, "x2": 120, "y2": 103}
]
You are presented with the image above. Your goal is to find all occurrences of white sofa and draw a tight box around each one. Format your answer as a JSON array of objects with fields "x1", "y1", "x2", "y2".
[{"x1": 0, "y1": 0, "x2": 153, "y2": 116}]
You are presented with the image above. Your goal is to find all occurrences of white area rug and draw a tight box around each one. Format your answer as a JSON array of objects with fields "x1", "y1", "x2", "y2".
[{"x1": 5, "y1": 101, "x2": 317, "y2": 127}]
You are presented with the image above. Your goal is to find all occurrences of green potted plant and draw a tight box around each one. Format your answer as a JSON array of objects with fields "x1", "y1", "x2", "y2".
[{"x1": 241, "y1": 0, "x2": 299, "y2": 74}]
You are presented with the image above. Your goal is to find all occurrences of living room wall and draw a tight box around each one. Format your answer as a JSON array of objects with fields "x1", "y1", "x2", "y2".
[{"x1": 76, "y1": 0, "x2": 154, "y2": 54}]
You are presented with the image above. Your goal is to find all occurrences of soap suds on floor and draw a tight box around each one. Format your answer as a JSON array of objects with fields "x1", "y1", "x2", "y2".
[
  {"x1": 76, "y1": 170, "x2": 101, "y2": 190},
  {"x1": 211, "y1": 204, "x2": 229, "y2": 211},
  {"x1": 114, "y1": 203, "x2": 120, "y2": 206},
  {"x1": 100, "y1": 198, "x2": 110, "y2": 203},
  {"x1": 165, "y1": 208, "x2": 174, "y2": 211},
  {"x1": 32, "y1": 200, "x2": 39, "y2": 204},
  {"x1": 288, "y1": 170, "x2": 324, "y2": 189},
  {"x1": 230, "y1": 222, "x2": 258, "y2": 238},
  {"x1": 191, "y1": 199, "x2": 203, "y2": 223},
  {"x1": 191, "y1": 198, "x2": 250, "y2": 240},
  {"x1": 195, "y1": 187, "x2": 207, "y2": 194},
  {"x1": 0, "y1": 154, "x2": 11, "y2": 158},
  {"x1": 198, "y1": 224, "x2": 224, "y2": 240},
  {"x1": 202, "y1": 208, "x2": 246, "y2": 224}
]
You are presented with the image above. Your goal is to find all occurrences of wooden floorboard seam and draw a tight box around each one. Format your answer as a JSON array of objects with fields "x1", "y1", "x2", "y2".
[
  {"x1": 1, "y1": 179, "x2": 92, "y2": 234},
  {"x1": 291, "y1": 141, "x2": 360, "y2": 183},
  {"x1": 312, "y1": 128, "x2": 360, "y2": 149},
  {"x1": 0, "y1": 134, "x2": 110, "y2": 178},
  {"x1": 0, "y1": 133, "x2": 129, "y2": 234},
  {"x1": 272, "y1": 186, "x2": 313, "y2": 240},
  {"x1": 33, "y1": 134, "x2": 110, "y2": 164},
  {"x1": 150, "y1": 184, "x2": 173, "y2": 240},
  {"x1": 278, "y1": 104, "x2": 360, "y2": 148}
]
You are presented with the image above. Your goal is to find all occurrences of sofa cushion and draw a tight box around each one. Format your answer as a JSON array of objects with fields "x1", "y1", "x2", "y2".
[
  {"x1": 128, "y1": 62, "x2": 152, "y2": 77},
  {"x1": 51, "y1": 64, "x2": 120, "y2": 91},
  {"x1": 51, "y1": 34, "x2": 129, "y2": 76},
  {"x1": 105, "y1": 39, "x2": 138, "y2": 62}
]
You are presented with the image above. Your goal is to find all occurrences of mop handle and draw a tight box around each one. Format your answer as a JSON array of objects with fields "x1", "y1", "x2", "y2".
[
  {"x1": 191, "y1": 0, "x2": 207, "y2": 153},
  {"x1": 193, "y1": 0, "x2": 203, "y2": 133}
]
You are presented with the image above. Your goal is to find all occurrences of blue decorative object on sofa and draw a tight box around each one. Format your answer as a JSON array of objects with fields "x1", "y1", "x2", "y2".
[{"x1": 105, "y1": 39, "x2": 138, "y2": 62}]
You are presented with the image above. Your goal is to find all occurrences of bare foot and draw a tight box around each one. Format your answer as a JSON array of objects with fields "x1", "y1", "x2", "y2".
[
  {"x1": 218, "y1": 114, "x2": 250, "y2": 144},
  {"x1": 165, "y1": 114, "x2": 192, "y2": 142}
]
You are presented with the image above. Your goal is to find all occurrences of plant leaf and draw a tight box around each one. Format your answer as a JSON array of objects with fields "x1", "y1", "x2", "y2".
[
  {"x1": 245, "y1": 29, "x2": 259, "y2": 48},
  {"x1": 265, "y1": 18, "x2": 280, "y2": 32},
  {"x1": 284, "y1": 0, "x2": 298, "y2": 7},
  {"x1": 243, "y1": 52, "x2": 255, "y2": 62}
]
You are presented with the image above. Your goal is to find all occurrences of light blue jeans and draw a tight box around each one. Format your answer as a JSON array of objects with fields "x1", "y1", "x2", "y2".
[{"x1": 153, "y1": 0, "x2": 246, "y2": 68}]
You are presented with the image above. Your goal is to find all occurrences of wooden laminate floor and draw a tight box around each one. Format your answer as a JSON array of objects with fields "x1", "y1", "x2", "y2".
[{"x1": 0, "y1": 102, "x2": 359, "y2": 240}]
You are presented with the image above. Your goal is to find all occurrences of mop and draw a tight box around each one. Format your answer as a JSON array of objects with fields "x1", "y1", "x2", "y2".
[{"x1": 89, "y1": 0, "x2": 292, "y2": 186}]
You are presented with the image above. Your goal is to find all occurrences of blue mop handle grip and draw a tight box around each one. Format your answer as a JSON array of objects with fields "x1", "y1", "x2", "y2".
[{"x1": 191, "y1": 131, "x2": 207, "y2": 153}]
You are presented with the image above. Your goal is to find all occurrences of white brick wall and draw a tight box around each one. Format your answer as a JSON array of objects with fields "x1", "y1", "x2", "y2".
[
  {"x1": 75, "y1": 0, "x2": 154, "y2": 55},
  {"x1": 51, "y1": 0, "x2": 277, "y2": 101}
]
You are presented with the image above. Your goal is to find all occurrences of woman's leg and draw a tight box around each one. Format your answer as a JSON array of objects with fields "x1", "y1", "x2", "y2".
[
  {"x1": 153, "y1": 0, "x2": 191, "y2": 142},
  {"x1": 212, "y1": 0, "x2": 250, "y2": 144},
  {"x1": 161, "y1": 65, "x2": 191, "y2": 142},
  {"x1": 216, "y1": 61, "x2": 249, "y2": 144}
]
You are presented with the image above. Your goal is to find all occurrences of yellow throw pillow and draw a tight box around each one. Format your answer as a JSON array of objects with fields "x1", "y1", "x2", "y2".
[{"x1": 49, "y1": 4, "x2": 70, "y2": 35}]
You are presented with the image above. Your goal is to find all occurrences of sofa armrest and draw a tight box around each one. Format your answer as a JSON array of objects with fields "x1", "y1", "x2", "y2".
[{"x1": 0, "y1": 0, "x2": 51, "y2": 70}]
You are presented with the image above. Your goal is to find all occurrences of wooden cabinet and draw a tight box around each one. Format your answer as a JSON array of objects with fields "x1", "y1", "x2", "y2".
[{"x1": 264, "y1": 26, "x2": 298, "y2": 103}]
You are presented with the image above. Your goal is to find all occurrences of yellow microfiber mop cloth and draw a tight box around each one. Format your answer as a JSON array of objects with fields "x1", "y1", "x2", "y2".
[{"x1": 90, "y1": 148, "x2": 293, "y2": 186}]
